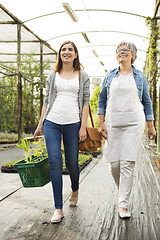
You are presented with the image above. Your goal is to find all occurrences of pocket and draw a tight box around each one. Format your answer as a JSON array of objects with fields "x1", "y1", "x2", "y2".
[{"x1": 110, "y1": 111, "x2": 138, "y2": 127}]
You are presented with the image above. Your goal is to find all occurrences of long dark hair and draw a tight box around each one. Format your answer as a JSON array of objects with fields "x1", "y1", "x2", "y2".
[{"x1": 54, "y1": 40, "x2": 82, "y2": 72}]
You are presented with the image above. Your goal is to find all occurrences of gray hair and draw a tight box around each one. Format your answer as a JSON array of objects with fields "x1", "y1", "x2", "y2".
[{"x1": 116, "y1": 41, "x2": 137, "y2": 64}]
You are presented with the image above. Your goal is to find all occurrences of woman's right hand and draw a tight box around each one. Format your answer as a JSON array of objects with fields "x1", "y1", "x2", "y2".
[
  {"x1": 99, "y1": 123, "x2": 108, "y2": 139},
  {"x1": 33, "y1": 126, "x2": 43, "y2": 140}
]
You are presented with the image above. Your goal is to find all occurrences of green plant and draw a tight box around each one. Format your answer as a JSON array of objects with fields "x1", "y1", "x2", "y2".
[
  {"x1": 62, "y1": 152, "x2": 92, "y2": 170},
  {"x1": 90, "y1": 86, "x2": 101, "y2": 114},
  {"x1": 16, "y1": 138, "x2": 47, "y2": 163},
  {"x1": 0, "y1": 132, "x2": 32, "y2": 141},
  {"x1": 1, "y1": 159, "x2": 20, "y2": 168},
  {"x1": 16, "y1": 138, "x2": 32, "y2": 162},
  {"x1": 32, "y1": 138, "x2": 47, "y2": 158},
  {"x1": 145, "y1": 16, "x2": 159, "y2": 132},
  {"x1": 145, "y1": 17, "x2": 159, "y2": 73},
  {"x1": 2, "y1": 161, "x2": 7, "y2": 167}
]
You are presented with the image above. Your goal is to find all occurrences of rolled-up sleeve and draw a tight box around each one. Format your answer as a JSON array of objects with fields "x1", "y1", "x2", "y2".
[{"x1": 142, "y1": 76, "x2": 154, "y2": 121}]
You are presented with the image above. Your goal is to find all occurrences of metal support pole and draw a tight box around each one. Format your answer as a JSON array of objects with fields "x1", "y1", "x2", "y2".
[
  {"x1": 40, "y1": 42, "x2": 43, "y2": 116},
  {"x1": 17, "y1": 23, "x2": 22, "y2": 141}
]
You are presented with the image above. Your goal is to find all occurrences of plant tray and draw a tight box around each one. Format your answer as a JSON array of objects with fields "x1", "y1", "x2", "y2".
[{"x1": 14, "y1": 157, "x2": 50, "y2": 188}]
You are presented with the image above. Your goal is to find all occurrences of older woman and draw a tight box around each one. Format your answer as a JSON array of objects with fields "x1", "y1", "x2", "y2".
[{"x1": 98, "y1": 41, "x2": 156, "y2": 218}]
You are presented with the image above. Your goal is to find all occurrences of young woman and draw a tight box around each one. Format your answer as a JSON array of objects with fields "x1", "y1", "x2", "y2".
[
  {"x1": 34, "y1": 41, "x2": 90, "y2": 223},
  {"x1": 98, "y1": 41, "x2": 156, "y2": 218}
]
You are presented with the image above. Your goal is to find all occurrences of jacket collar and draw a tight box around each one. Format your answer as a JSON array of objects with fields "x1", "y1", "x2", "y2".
[{"x1": 115, "y1": 65, "x2": 137, "y2": 76}]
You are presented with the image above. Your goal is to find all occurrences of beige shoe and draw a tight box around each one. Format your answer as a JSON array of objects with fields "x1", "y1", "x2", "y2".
[
  {"x1": 51, "y1": 210, "x2": 64, "y2": 223},
  {"x1": 69, "y1": 196, "x2": 78, "y2": 207},
  {"x1": 119, "y1": 210, "x2": 131, "y2": 219}
]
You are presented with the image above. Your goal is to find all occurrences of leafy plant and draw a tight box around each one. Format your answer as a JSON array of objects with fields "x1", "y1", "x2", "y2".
[
  {"x1": 145, "y1": 16, "x2": 159, "y2": 131},
  {"x1": 1, "y1": 159, "x2": 20, "y2": 168},
  {"x1": 16, "y1": 138, "x2": 47, "y2": 163},
  {"x1": 62, "y1": 152, "x2": 92, "y2": 170},
  {"x1": 16, "y1": 138, "x2": 32, "y2": 162},
  {"x1": 31, "y1": 138, "x2": 47, "y2": 159},
  {"x1": 90, "y1": 86, "x2": 101, "y2": 114},
  {"x1": 0, "y1": 54, "x2": 50, "y2": 133},
  {"x1": 0, "y1": 132, "x2": 33, "y2": 141}
]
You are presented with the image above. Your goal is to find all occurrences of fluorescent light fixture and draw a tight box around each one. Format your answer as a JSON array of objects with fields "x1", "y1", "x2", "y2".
[
  {"x1": 92, "y1": 49, "x2": 98, "y2": 57},
  {"x1": 81, "y1": 33, "x2": 90, "y2": 43},
  {"x1": 62, "y1": 2, "x2": 78, "y2": 22},
  {"x1": 100, "y1": 61, "x2": 104, "y2": 66}
]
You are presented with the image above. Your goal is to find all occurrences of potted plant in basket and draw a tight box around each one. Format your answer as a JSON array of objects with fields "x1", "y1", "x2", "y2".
[{"x1": 14, "y1": 138, "x2": 50, "y2": 188}]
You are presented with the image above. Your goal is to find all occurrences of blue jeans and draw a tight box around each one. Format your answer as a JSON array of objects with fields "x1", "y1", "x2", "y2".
[{"x1": 43, "y1": 120, "x2": 81, "y2": 209}]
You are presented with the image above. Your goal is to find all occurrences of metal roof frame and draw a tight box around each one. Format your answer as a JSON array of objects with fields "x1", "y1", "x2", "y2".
[
  {"x1": 0, "y1": 4, "x2": 57, "y2": 140},
  {"x1": 0, "y1": 4, "x2": 57, "y2": 77}
]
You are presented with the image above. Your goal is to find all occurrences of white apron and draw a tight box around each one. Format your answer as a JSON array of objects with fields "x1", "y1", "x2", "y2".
[{"x1": 104, "y1": 72, "x2": 145, "y2": 162}]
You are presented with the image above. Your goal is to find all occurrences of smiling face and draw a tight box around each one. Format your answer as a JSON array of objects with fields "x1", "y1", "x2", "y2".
[
  {"x1": 60, "y1": 43, "x2": 77, "y2": 64},
  {"x1": 116, "y1": 44, "x2": 134, "y2": 65}
]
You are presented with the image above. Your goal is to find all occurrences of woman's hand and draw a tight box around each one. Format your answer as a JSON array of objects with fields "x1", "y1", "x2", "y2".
[
  {"x1": 100, "y1": 123, "x2": 108, "y2": 139},
  {"x1": 148, "y1": 121, "x2": 156, "y2": 140},
  {"x1": 33, "y1": 126, "x2": 43, "y2": 140},
  {"x1": 79, "y1": 126, "x2": 87, "y2": 142},
  {"x1": 148, "y1": 126, "x2": 156, "y2": 140}
]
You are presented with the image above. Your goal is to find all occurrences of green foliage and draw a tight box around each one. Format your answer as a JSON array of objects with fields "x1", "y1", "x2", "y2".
[
  {"x1": 0, "y1": 132, "x2": 32, "y2": 141},
  {"x1": 1, "y1": 159, "x2": 19, "y2": 167},
  {"x1": 16, "y1": 138, "x2": 32, "y2": 162},
  {"x1": 32, "y1": 138, "x2": 47, "y2": 158},
  {"x1": 90, "y1": 85, "x2": 101, "y2": 113},
  {"x1": 145, "y1": 17, "x2": 160, "y2": 74},
  {"x1": 62, "y1": 152, "x2": 92, "y2": 169},
  {"x1": 0, "y1": 54, "x2": 50, "y2": 133},
  {"x1": 89, "y1": 86, "x2": 101, "y2": 129},
  {"x1": 88, "y1": 112, "x2": 100, "y2": 129},
  {"x1": 16, "y1": 138, "x2": 47, "y2": 163},
  {"x1": 0, "y1": 70, "x2": 18, "y2": 132},
  {"x1": 3, "y1": 141, "x2": 91, "y2": 170}
]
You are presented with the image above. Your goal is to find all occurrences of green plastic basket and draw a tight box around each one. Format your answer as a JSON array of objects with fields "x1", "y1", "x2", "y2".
[{"x1": 14, "y1": 156, "x2": 50, "y2": 188}]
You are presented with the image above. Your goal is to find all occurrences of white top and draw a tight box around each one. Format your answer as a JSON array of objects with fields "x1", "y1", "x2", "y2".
[{"x1": 46, "y1": 72, "x2": 80, "y2": 124}]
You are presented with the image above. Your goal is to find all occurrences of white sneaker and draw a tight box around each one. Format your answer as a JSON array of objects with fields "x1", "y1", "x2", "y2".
[
  {"x1": 119, "y1": 210, "x2": 131, "y2": 219},
  {"x1": 51, "y1": 210, "x2": 64, "y2": 223}
]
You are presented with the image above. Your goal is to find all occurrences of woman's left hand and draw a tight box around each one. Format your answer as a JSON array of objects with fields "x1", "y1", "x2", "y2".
[
  {"x1": 79, "y1": 126, "x2": 87, "y2": 142},
  {"x1": 148, "y1": 123, "x2": 156, "y2": 140}
]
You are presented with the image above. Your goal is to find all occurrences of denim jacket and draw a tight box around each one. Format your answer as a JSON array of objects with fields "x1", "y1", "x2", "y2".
[{"x1": 98, "y1": 66, "x2": 154, "y2": 121}]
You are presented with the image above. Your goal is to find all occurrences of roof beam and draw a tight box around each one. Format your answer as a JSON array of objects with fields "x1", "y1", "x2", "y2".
[
  {"x1": 23, "y1": 9, "x2": 146, "y2": 24},
  {"x1": 154, "y1": 0, "x2": 160, "y2": 18},
  {"x1": 0, "y1": 21, "x2": 16, "y2": 24},
  {"x1": 47, "y1": 30, "x2": 148, "y2": 42}
]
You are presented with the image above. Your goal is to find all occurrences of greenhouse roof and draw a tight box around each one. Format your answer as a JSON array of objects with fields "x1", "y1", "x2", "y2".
[
  {"x1": 0, "y1": 4, "x2": 57, "y2": 78},
  {"x1": 0, "y1": 0, "x2": 158, "y2": 78}
]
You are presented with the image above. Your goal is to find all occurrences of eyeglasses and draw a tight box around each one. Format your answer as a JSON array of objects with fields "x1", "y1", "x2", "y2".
[{"x1": 116, "y1": 48, "x2": 130, "y2": 54}]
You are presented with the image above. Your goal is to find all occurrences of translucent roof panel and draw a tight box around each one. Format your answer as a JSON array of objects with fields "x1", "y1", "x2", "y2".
[
  {"x1": 0, "y1": 3, "x2": 57, "y2": 78},
  {"x1": 0, "y1": 0, "x2": 155, "y2": 77}
]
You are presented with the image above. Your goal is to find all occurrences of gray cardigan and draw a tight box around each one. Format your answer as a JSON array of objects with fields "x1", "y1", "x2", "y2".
[{"x1": 43, "y1": 70, "x2": 90, "y2": 121}]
